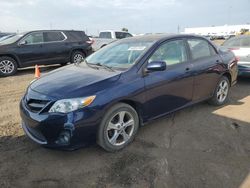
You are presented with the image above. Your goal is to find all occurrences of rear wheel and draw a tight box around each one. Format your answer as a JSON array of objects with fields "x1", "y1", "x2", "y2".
[
  {"x1": 70, "y1": 51, "x2": 85, "y2": 64},
  {"x1": 208, "y1": 76, "x2": 230, "y2": 106},
  {"x1": 97, "y1": 103, "x2": 139, "y2": 152},
  {"x1": 0, "y1": 56, "x2": 18, "y2": 77}
]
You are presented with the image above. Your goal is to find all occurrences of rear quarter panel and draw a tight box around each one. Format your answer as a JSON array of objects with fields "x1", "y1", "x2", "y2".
[{"x1": 218, "y1": 47, "x2": 238, "y2": 84}]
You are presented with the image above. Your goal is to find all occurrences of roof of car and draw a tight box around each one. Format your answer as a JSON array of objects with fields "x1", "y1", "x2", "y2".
[
  {"x1": 121, "y1": 33, "x2": 204, "y2": 42},
  {"x1": 100, "y1": 30, "x2": 129, "y2": 33},
  {"x1": 24, "y1": 30, "x2": 85, "y2": 33}
]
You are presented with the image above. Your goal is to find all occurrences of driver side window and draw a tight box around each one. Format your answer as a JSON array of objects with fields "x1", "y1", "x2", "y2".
[
  {"x1": 149, "y1": 40, "x2": 187, "y2": 66},
  {"x1": 22, "y1": 32, "x2": 44, "y2": 45}
]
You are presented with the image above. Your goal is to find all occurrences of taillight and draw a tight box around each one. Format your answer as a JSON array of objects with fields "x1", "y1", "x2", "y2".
[
  {"x1": 229, "y1": 57, "x2": 238, "y2": 68},
  {"x1": 228, "y1": 47, "x2": 240, "y2": 51},
  {"x1": 86, "y1": 40, "x2": 94, "y2": 44}
]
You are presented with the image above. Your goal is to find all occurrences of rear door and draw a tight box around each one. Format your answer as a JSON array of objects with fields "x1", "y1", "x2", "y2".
[
  {"x1": 42, "y1": 31, "x2": 69, "y2": 64},
  {"x1": 144, "y1": 38, "x2": 194, "y2": 120},
  {"x1": 187, "y1": 37, "x2": 222, "y2": 101}
]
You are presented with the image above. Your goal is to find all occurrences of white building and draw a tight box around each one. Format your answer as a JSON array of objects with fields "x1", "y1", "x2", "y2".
[{"x1": 184, "y1": 24, "x2": 250, "y2": 37}]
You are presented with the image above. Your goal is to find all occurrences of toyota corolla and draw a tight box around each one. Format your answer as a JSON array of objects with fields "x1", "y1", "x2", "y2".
[{"x1": 20, "y1": 34, "x2": 238, "y2": 152}]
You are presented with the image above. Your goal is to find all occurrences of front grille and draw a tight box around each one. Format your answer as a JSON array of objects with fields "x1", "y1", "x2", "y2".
[{"x1": 25, "y1": 98, "x2": 50, "y2": 113}]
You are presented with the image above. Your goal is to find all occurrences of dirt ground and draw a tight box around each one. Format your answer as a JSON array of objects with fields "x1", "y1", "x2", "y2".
[{"x1": 0, "y1": 66, "x2": 250, "y2": 188}]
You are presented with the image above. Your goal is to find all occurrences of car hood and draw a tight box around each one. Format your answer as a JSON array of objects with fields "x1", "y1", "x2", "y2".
[
  {"x1": 0, "y1": 43, "x2": 9, "y2": 48},
  {"x1": 0, "y1": 43, "x2": 13, "y2": 52},
  {"x1": 30, "y1": 64, "x2": 122, "y2": 99}
]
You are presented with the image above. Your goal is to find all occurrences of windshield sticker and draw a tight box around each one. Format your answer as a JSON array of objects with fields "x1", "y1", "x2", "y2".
[{"x1": 128, "y1": 46, "x2": 146, "y2": 51}]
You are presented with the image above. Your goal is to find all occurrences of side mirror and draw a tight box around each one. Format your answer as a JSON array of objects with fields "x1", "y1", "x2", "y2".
[
  {"x1": 19, "y1": 40, "x2": 27, "y2": 46},
  {"x1": 146, "y1": 61, "x2": 167, "y2": 72}
]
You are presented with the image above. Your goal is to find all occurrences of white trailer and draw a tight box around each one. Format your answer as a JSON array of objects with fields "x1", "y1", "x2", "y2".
[{"x1": 184, "y1": 24, "x2": 250, "y2": 38}]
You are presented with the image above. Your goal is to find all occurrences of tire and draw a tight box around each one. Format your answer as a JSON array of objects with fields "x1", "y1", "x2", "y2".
[
  {"x1": 97, "y1": 103, "x2": 139, "y2": 152},
  {"x1": 60, "y1": 63, "x2": 68, "y2": 66},
  {"x1": 0, "y1": 56, "x2": 18, "y2": 77},
  {"x1": 70, "y1": 51, "x2": 85, "y2": 64},
  {"x1": 208, "y1": 76, "x2": 230, "y2": 106}
]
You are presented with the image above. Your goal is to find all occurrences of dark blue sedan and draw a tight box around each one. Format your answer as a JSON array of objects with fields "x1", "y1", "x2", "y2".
[{"x1": 20, "y1": 34, "x2": 238, "y2": 152}]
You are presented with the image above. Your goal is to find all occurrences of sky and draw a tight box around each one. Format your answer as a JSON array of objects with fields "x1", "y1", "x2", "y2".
[{"x1": 0, "y1": 0, "x2": 250, "y2": 35}]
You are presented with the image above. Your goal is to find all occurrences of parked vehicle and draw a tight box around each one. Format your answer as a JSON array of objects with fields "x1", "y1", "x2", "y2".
[
  {"x1": 92, "y1": 30, "x2": 133, "y2": 51},
  {"x1": 222, "y1": 35, "x2": 250, "y2": 76},
  {"x1": 0, "y1": 34, "x2": 15, "y2": 42},
  {"x1": 0, "y1": 30, "x2": 92, "y2": 77},
  {"x1": 20, "y1": 34, "x2": 238, "y2": 152},
  {"x1": 0, "y1": 32, "x2": 15, "y2": 38}
]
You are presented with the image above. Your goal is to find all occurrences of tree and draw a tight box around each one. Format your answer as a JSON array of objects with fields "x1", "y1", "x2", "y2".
[
  {"x1": 240, "y1": 28, "x2": 249, "y2": 35},
  {"x1": 122, "y1": 28, "x2": 128, "y2": 32}
]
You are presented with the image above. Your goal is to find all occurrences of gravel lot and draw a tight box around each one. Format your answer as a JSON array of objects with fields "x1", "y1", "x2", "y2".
[{"x1": 0, "y1": 66, "x2": 250, "y2": 188}]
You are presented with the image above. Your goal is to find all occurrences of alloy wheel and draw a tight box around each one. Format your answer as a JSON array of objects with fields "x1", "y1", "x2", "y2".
[
  {"x1": 73, "y1": 54, "x2": 84, "y2": 64},
  {"x1": 216, "y1": 80, "x2": 229, "y2": 103},
  {"x1": 106, "y1": 111, "x2": 135, "y2": 146},
  {"x1": 0, "y1": 60, "x2": 15, "y2": 74}
]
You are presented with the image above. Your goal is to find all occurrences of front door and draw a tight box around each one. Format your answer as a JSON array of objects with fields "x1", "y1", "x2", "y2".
[
  {"x1": 144, "y1": 39, "x2": 194, "y2": 120},
  {"x1": 16, "y1": 32, "x2": 47, "y2": 66}
]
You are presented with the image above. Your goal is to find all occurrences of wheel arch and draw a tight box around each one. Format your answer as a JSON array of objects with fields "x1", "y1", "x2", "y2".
[
  {"x1": 70, "y1": 49, "x2": 87, "y2": 58},
  {"x1": 0, "y1": 54, "x2": 21, "y2": 67},
  {"x1": 118, "y1": 99, "x2": 144, "y2": 126},
  {"x1": 222, "y1": 72, "x2": 232, "y2": 86}
]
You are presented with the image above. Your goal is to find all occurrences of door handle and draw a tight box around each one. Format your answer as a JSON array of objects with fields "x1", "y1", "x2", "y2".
[
  {"x1": 185, "y1": 67, "x2": 190, "y2": 71},
  {"x1": 216, "y1": 59, "x2": 223, "y2": 63}
]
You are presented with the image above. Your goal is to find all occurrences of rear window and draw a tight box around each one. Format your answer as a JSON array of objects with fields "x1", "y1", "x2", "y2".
[
  {"x1": 223, "y1": 38, "x2": 241, "y2": 47},
  {"x1": 115, "y1": 32, "x2": 132, "y2": 39},
  {"x1": 43, "y1": 32, "x2": 65, "y2": 42},
  {"x1": 188, "y1": 38, "x2": 216, "y2": 60},
  {"x1": 65, "y1": 31, "x2": 89, "y2": 42},
  {"x1": 223, "y1": 37, "x2": 250, "y2": 47},
  {"x1": 240, "y1": 38, "x2": 250, "y2": 47},
  {"x1": 99, "y1": 32, "x2": 112, "y2": 39}
]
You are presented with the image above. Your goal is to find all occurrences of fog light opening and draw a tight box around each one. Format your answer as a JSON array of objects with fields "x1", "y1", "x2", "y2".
[{"x1": 55, "y1": 130, "x2": 71, "y2": 145}]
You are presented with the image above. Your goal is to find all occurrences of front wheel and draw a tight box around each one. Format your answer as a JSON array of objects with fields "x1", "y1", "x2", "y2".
[
  {"x1": 0, "y1": 56, "x2": 18, "y2": 77},
  {"x1": 208, "y1": 76, "x2": 230, "y2": 106},
  {"x1": 97, "y1": 103, "x2": 139, "y2": 152}
]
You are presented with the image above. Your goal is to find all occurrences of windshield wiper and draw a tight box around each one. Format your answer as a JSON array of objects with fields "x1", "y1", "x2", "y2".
[
  {"x1": 84, "y1": 59, "x2": 99, "y2": 70},
  {"x1": 95, "y1": 63, "x2": 115, "y2": 72}
]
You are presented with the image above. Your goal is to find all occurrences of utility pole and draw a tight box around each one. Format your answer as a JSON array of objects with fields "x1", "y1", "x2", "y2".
[
  {"x1": 228, "y1": 6, "x2": 232, "y2": 25},
  {"x1": 177, "y1": 25, "x2": 180, "y2": 33}
]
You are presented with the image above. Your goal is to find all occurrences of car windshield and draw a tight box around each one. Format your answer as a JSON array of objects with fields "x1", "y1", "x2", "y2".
[
  {"x1": 0, "y1": 34, "x2": 24, "y2": 44},
  {"x1": 85, "y1": 40, "x2": 154, "y2": 69}
]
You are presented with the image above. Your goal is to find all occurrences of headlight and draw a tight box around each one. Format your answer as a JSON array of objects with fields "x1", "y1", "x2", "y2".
[{"x1": 49, "y1": 96, "x2": 96, "y2": 113}]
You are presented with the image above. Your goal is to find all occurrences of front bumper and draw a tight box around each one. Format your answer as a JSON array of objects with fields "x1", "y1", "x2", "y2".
[
  {"x1": 20, "y1": 93, "x2": 100, "y2": 149},
  {"x1": 22, "y1": 121, "x2": 47, "y2": 145}
]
